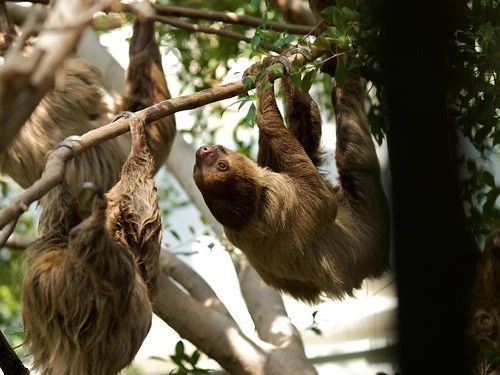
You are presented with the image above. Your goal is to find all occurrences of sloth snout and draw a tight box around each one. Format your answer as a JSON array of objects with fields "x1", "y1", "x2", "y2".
[{"x1": 196, "y1": 145, "x2": 219, "y2": 167}]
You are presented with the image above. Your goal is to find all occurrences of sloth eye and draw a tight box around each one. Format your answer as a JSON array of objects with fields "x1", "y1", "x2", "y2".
[{"x1": 217, "y1": 161, "x2": 228, "y2": 171}]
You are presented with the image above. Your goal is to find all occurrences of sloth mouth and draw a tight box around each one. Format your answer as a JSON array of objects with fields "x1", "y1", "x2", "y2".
[{"x1": 195, "y1": 145, "x2": 225, "y2": 169}]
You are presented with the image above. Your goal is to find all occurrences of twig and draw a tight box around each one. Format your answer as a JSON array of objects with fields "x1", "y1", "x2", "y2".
[
  {"x1": 5, "y1": 0, "x2": 49, "y2": 4},
  {"x1": 0, "y1": 61, "x2": 290, "y2": 229},
  {"x1": 0, "y1": 330, "x2": 29, "y2": 375},
  {"x1": 0, "y1": 219, "x2": 17, "y2": 248},
  {"x1": 153, "y1": 4, "x2": 316, "y2": 35},
  {"x1": 4, "y1": 232, "x2": 36, "y2": 249},
  {"x1": 154, "y1": 14, "x2": 282, "y2": 53}
]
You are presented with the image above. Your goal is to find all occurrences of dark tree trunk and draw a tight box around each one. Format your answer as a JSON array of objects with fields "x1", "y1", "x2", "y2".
[
  {"x1": 380, "y1": 0, "x2": 478, "y2": 374},
  {"x1": 0, "y1": 330, "x2": 29, "y2": 375}
]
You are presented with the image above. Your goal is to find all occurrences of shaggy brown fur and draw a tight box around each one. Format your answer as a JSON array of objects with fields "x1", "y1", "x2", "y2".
[
  {"x1": 22, "y1": 115, "x2": 160, "y2": 375},
  {"x1": 194, "y1": 65, "x2": 389, "y2": 303},
  {"x1": 21, "y1": 16, "x2": 164, "y2": 375},
  {"x1": 0, "y1": 16, "x2": 175, "y2": 195}
]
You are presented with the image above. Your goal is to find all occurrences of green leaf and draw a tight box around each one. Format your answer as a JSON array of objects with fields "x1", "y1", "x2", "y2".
[
  {"x1": 245, "y1": 103, "x2": 256, "y2": 127},
  {"x1": 149, "y1": 355, "x2": 168, "y2": 362},
  {"x1": 273, "y1": 34, "x2": 295, "y2": 48},
  {"x1": 332, "y1": 7, "x2": 347, "y2": 33},
  {"x1": 170, "y1": 230, "x2": 181, "y2": 242},
  {"x1": 242, "y1": 76, "x2": 254, "y2": 91},
  {"x1": 175, "y1": 340, "x2": 185, "y2": 358},
  {"x1": 319, "y1": 6, "x2": 335, "y2": 24},
  {"x1": 301, "y1": 69, "x2": 316, "y2": 92},
  {"x1": 484, "y1": 171, "x2": 496, "y2": 187},
  {"x1": 348, "y1": 58, "x2": 363, "y2": 72},
  {"x1": 261, "y1": 81, "x2": 273, "y2": 90},
  {"x1": 310, "y1": 326, "x2": 322, "y2": 336},
  {"x1": 475, "y1": 125, "x2": 491, "y2": 143},
  {"x1": 492, "y1": 130, "x2": 500, "y2": 146},
  {"x1": 313, "y1": 37, "x2": 331, "y2": 50},
  {"x1": 250, "y1": 0, "x2": 260, "y2": 9},
  {"x1": 270, "y1": 65, "x2": 284, "y2": 76},
  {"x1": 290, "y1": 72, "x2": 302, "y2": 89},
  {"x1": 170, "y1": 355, "x2": 183, "y2": 366},
  {"x1": 251, "y1": 34, "x2": 261, "y2": 50},
  {"x1": 335, "y1": 54, "x2": 349, "y2": 87},
  {"x1": 189, "y1": 350, "x2": 201, "y2": 366},
  {"x1": 483, "y1": 189, "x2": 499, "y2": 213},
  {"x1": 340, "y1": 6, "x2": 358, "y2": 21}
]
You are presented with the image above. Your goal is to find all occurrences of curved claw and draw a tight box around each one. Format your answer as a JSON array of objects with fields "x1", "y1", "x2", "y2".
[
  {"x1": 285, "y1": 46, "x2": 311, "y2": 61},
  {"x1": 112, "y1": 111, "x2": 134, "y2": 122},
  {"x1": 54, "y1": 135, "x2": 82, "y2": 151},
  {"x1": 243, "y1": 55, "x2": 291, "y2": 83}
]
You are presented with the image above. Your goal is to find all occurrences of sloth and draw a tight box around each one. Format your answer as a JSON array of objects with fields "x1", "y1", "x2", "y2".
[
  {"x1": 193, "y1": 61, "x2": 390, "y2": 302},
  {"x1": 21, "y1": 14, "x2": 164, "y2": 375},
  {"x1": 22, "y1": 115, "x2": 160, "y2": 375}
]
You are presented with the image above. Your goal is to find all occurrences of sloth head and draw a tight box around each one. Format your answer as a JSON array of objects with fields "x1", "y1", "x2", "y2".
[{"x1": 193, "y1": 145, "x2": 262, "y2": 229}]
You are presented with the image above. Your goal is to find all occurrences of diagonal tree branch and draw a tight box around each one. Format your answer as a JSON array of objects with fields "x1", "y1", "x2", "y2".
[
  {"x1": 153, "y1": 14, "x2": 282, "y2": 53},
  {"x1": 0, "y1": 330, "x2": 29, "y2": 375},
  {"x1": 153, "y1": 4, "x2": 316, "y2": 35},
  {"x1": 4, "y1": 232, "x2": 36, "y2": 249}
]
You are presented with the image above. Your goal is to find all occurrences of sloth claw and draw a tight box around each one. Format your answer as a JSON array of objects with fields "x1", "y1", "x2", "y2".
[
  {"x1": 113, "y1": 111, "x2": 134, "y2": 122},
  {"x1": 54, "y1": 135, "x2": 82, "y2": 151}
]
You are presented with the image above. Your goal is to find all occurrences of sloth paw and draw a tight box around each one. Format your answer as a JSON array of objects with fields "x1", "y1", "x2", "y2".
[
  {"x1": 54, "y1": 135, "x2": 82, "y2": 151},
  {"x1": 112, "y1": 111, "x2": 134, "y2": 122},
  {"x1": 243, "y1": 55, "x2": 291, "y2": 82}
]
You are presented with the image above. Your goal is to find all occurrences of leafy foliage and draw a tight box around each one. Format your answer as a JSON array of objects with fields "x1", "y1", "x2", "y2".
[
  {"x1": 310, "y1": 0, "x2": 500, "y2": 242},
  {"x1": 150, "y1": 340, "x2": 212, "y2": 374}
]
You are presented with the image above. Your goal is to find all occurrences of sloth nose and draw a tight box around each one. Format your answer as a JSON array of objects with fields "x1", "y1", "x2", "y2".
[
  {"x1": 198, "y1": 146, "x2": 215, "y2": 156},
  {"x1": 195, "y1": 145, "x2": 218, "y2": 167}
]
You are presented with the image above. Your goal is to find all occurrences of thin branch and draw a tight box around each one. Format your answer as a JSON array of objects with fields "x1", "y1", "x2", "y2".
[
  {"x1": 5, "y1": 0, "x2": 49, "y2": 4},
  {"x1": 154, "y1": 14, "x2": 282, "y2": 53},
  {"x1": 0, "y1": 145, "x2": 73, "y2": 229},
  {"x1": 0, "y1": 330, "x2": 29, "y2": 375},
  {"x1": 0, "y1": 61, "x2": 288, "y2": 229},
  {"x1": 160, "y1": 245, "x2": 231, "y2": 316},
  {"x1": 0, "y1": 219, "x2": 17, "y2": 248},
  {"x1": 153, "y1": 4, "x2": 316, "y2": 35},
  {"x1": 4, "y1": 232, "x2": 36, "y2": 249}
]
